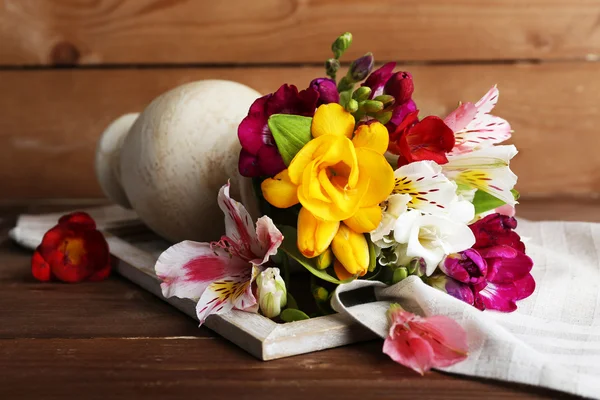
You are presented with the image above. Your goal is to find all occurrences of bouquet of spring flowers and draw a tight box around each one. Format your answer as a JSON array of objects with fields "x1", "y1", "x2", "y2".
[{"x1": 155, "y1": 33, "x2": 534, "y2": 373}]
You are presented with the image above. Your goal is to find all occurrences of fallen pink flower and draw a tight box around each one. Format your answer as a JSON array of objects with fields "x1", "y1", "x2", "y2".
[{"x1": 383, "y1": 303, "x2": 468, "y2": 375}]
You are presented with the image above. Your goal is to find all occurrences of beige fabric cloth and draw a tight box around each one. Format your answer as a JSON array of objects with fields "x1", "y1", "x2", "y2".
[{"x1": 331, "y1": 220, "x2": 600, "y2": 399}]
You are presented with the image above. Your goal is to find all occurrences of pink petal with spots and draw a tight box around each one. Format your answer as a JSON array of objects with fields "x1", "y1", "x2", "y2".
[
  {"x1": 155, "y1": 241, "x2": 248, "y2": 301},
  {"x1": 446, "y1": 86, "x2": 512, "y2": 155},
  {"x1": 254, "y1": 216, "x2": 284, "y2": 265},
  {"x1": 218, "y1": 182, "x2": 262, "y2": 259}
]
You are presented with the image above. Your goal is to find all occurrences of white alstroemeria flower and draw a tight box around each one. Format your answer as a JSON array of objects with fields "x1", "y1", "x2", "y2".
[
  {"x1": 393, "y1": 160, "x2": 475, "y2": 223},
  {"x1": 393, "y1": 209, "x2": 475, "y2": 276},
  {"x1": 443, "y1": 145, "x2": 518, "y2": 206},
  {"x1": 371, "y1": 193, "x2": 411, "y2": 243}
]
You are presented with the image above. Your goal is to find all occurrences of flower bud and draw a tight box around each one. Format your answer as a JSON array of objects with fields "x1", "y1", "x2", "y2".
[
  {"x1": 384, "y1": 71, "x2": 414, "y2": 104},
  {"x1": 346, "y1": 99, "x2": 359, "y2": 113},
  {"x1": 360, "y1": 99, "x2": 383, "y2": 113},
  {"x1": 331, "y1": 224, "x2": 370, "y2": 276},
  {"x1": 439, "y1": 249, "x2": 487, "y2": 285},
  {"x1": 407, "y1": 257, "x2": 427, "y2": 277},
  {"x1": 256, "y1": 267, "x2": 287, "y2": 318},
  {"x1": 316, "y1": 248, "x2": 333, "y2": 270},
  {"x1": 348, "y1": 53, "x2": 374, "y2": 82},
  {"x1": 310, "y1": 78, "x2": 340, "y2": 106},
  {"x1": 312, "y1": 285, "x2": 329, "y2": 303},
  {"x1": 352, "y1": 86, "x2": 372, "y2": 102},
  {"x1": 325, "y1": 58, "x2": 341, "y2": 79},
  {"x1": 332, "y1": 32, "x2": 353, "y2": 59},
  {"x1": 374, "y1": 94, "x2": 395, "y2": 109},
  {"x1": 427, "y1": 273, "x2": 474, "y2": 305},
  {"x1": 392, "y1": 267, "x2": 408, "y2": 284}
]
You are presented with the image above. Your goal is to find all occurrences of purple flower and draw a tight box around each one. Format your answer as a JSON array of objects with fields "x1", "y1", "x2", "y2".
[
  {"x1": 238, "y1": 84, "x2": 318, "y2": 177},
  {"x1": 362, "y1": 62, "x2": 417, "y2": 133},
  {"x1": 428, "y1": 274, "x2": 475, "y2": 305},
  {"x1": 363, "y1": 62, "x2": 396, "y2": 98},
  {"x1": 439, "y1": 249, "x2": 487, "y2": 285},
  {"x1": 438, "y1": 214, "x2": 535, "y2": 312},
  {"x1": 309, "y1": 78, "x2": 340, "y2": 106}
]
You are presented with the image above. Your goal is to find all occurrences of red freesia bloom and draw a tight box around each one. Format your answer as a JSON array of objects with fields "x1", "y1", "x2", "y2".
[
  {"x1": 32, "y1": 212, "x2": 111, "y2": 283},
  {"x1": 389, "y1": 111, "x2": 455, "y2": 167},
  {"x1": 238, "y1": 84, "x2": 318, "y2": 178}
]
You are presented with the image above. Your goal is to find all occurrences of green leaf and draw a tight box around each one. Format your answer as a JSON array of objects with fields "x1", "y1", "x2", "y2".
[
  {"x1": 472, "y1": 190, "x2": 506, "y2": 215},
  {"x1": 286, "y1": 293, "x2": 298, "y2": 310},
  {"x1": 472, "y1": 189, "x2": 520, "y2": 215},
  {"x1": 280, "y1": 308, "x2": 310, "y2": 322},
  {"x1": 511, "y1": 189, "x2": 520, "y2": 201},
  {"x1": 279, "y1": 225, "x2": 352, "y2": 285},
  {"x1": 268, "y1": 114, "x2": 313, "y2": 166}
]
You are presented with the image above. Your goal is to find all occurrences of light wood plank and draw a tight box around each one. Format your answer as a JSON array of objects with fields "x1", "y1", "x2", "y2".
[
  {"x1": 1, "y1": 63, "x2": 600, "y2": 199},
  {"x1": 2, "y1": 0, "x2": 600, "y2": 65}
]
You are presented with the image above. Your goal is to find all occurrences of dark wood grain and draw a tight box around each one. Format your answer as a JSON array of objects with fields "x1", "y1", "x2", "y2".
[
  {"x1": 1, "y1": 0, "x2": 600, "y2": 65},
  {"x1": 0, "y1": 239, "x2": 205, "y2": 339},
  {"x1": 0, "y1": 199, "x2": 598, "y2": 399},
  {"x1": 3, "y1": 62, "x2": 600, "y2": 199},
  {"x1": 0, "y1": 338, "x2": 577, "y2": 400}
]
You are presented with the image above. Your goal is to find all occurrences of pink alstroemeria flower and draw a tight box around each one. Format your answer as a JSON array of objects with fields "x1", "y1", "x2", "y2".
[
  {"x1": 383, "y1": 304, "x2": 468, "y2": 375},
  {"x1": 155, "y1": 183, "x2": 283, "y2": 324},
  {"x1": 444, "y1": 86, "x2": 512, "y2": 155}
]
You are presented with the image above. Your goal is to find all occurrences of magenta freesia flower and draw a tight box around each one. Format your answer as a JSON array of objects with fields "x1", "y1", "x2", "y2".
[
  {"x1": 309, "y1": 78, "x2": 340, "y2": 106},
  {"x1": 383, "y1": 303, "x2": 468, "y2": 375},
  {"x1": 238, "y1": 84, "x2": 318, "y2": 177},
  {"x1": 155, "y1": 182, "x2": 283, "y2": 324},
  {"x1": 437, "y1": 214, "x2": 534, "y2": 312},
  {"x1": 439, "y1": 249, "x2": 487, "y2": 285}
]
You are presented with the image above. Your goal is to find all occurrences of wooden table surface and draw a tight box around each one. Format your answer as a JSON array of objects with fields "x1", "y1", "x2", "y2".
[{"x1": 1, "y1": 199, "x2": 598, "y2": 400}]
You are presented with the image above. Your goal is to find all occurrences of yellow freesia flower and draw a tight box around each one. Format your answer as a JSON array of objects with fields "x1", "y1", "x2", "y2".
[{"x1": 261, "y1": 103, "x2": 394, "y2": 277}]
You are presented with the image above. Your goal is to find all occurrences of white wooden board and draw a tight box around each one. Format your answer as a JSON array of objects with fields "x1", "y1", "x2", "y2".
[{"x1": 10, "y1": 205, "x2": 375, "y2": 360}]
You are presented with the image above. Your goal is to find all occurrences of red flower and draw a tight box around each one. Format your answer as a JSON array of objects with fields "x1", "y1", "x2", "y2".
[
  {"x1": 32, "y1": 212, "x2": 111, "y2": 283},
  {"x1": 389, "y1": 111, "x2": 455, "y2": 167}
]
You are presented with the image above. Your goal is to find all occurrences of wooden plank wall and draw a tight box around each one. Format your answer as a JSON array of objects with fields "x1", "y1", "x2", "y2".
[{"x1": 1, "y1": 0, "x2": 600, "y2": 200}]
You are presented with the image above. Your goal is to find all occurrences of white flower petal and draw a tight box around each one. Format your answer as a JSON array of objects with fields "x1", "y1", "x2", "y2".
[
  {"x1": 393, "y1": 161, "x2": 458, "y2": 216},
  {"x1": 444, "y1": 145, "x2": 518, "y2": 205}
]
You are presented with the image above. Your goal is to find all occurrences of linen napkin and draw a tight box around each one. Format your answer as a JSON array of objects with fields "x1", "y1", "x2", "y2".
[{"x1": 331, "y1": 219, "x2": 600, "y2": 399}]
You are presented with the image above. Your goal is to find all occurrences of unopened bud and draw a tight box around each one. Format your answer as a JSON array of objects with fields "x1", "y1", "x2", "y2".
[
  {"x1": 346, "y1": 99, "x2": 359, "y2": 113},
  {"x1": 352, "y1": 86, "x2": 372, "y2": 102},
  {"x1": 325, "y1": 58, "x2": 341, "y2": 80},
  {"x1": 360, "y1": 99, "x2": 383, "y2": 113},
  {"x1": 384, "y1": 71, "x2": 414, "y2": 104},
  {"x1": 256, "y1": 267, "x2": 287, "y2": 318},
  {"x1": 312, "y1": 285, "x2": 329, "y2": 303},
  {"x1": 374, "y1": 94, "x2": 395, "y2": 109},
  {"x1": 316, "y1": 249, "x2": 333, "y2": 270},
  {"x1": 392, "y1": 267, "x2": 408, "y2": 284},
  {"x1": 348, "y1": 52, "x2": 374, "y2": 82},
  {"x1": 407, "y1": 257, "x2": 426, "y2": 277},
  {"x1": 332, "y1": 32, "x2": 353, "y2": 59}
]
